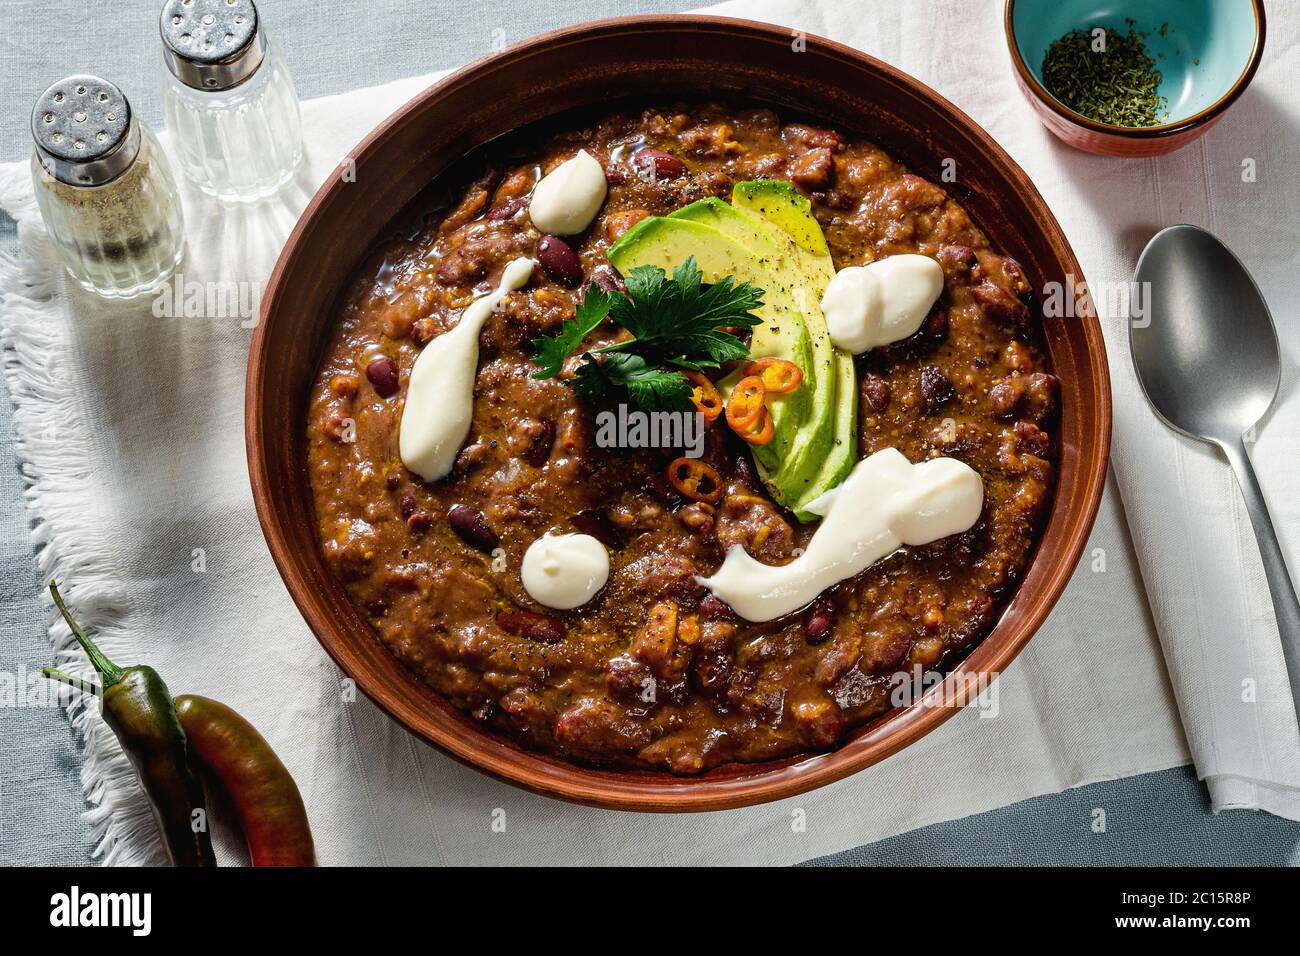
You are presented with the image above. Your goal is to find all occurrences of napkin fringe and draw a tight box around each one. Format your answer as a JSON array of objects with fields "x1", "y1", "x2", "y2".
[{"x1": 0, "y1": 165, "x2": 162, "y2": 866}]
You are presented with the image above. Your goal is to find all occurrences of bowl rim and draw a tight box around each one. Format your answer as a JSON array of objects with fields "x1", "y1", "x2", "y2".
[
  {"x1": 247, "y1": 13, "x2": 1113, "y2": 811},
  {"x1": 1003, "y1": 0, "x2": 1267, "y2": 139}
]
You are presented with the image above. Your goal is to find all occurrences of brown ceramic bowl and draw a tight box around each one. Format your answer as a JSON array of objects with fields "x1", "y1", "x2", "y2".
[
  {"x1": 1005, "y1": 0, "x2": 1266, "y2": 157},
  {"x1": 247, "y1": 15, "x2": 1111, "y2": 811}
]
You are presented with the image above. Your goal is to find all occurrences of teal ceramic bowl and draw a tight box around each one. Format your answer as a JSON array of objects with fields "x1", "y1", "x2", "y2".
[{"x1": 1005, "y1": 0, "x2": 1266, "y2": 155}]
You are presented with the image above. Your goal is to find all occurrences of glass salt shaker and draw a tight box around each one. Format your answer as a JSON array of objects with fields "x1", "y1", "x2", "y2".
[
  {"x1": 158, "y1": 0, "x2": 303, "y2": 201},
  {"x1": 30, "y1": 75, "x2": 186, "y2": 299}
]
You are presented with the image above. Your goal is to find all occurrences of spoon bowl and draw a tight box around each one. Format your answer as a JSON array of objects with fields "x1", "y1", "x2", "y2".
[
  {"x1": 1133, "y1": 224, "x2": 1280, "y2": 444},
  {"x1": 1133, "y1": 223, "x2": 1300, "y2": 719}
]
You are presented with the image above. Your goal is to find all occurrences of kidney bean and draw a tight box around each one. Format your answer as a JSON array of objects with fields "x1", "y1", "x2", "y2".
[
  {"x1": 732, "y1": 452, "x2": 756, "y2": 487},
  {"x1": 484, "y1": 198, "x2": 524, "y2": 221},
  {"x1": 497, "y1": 609, "x2": 565, "y2": 644},
  {"x1": 606, "y1": 655, "x2": 656, "y2": 705},
  {"x1": 698, "y1": 594, "x2": 733, "y2": 619},
  {"x1": 536, "y1": 234, "x2": 583, "y2": 286},
  {"x1": 862, "y1": 373, "x2": 891, "y2": 414},
  {"x1": 971, "y1": 279, "x2": 1031, "y2": 338},
  {"x1": 399, "y1": 494, "x2": 417, "y2": 519},
  {"x1": 919, "y1": 365, "x2": 954, "y2": 411},
  {"x1": 384, "y1": 473, "x2": 402, "y2": 491},
  {"x1": 936, "y1": 244, "x2": 976, "y2": 273},
  {"x1": 522, "y1": 417, "x2": 555, "y2": 467},
  {"x1": 632, "y1": 148, "x2": 686, "y2": 181},
  {"x1": 572, "y1": 510, "x2": 622, "y2": 549},
  {"x1": 365, "y1": 357, "x2": 400, "y2": 398},
  {"x1": 448, "y1": 504, "x2": 499, "y2": 552},
  {"x1": 590, "y1": 262, "x2": 625, "y2": 293},
  {"x1": 805, "y1": 598, "x2": 836, "y2": 643},
  {"x1": 691, "y1": 644, "x2": 734, "y2": 696},
  {"x1": 920, "y1": 307, "x2": 949, "y2": 341}
]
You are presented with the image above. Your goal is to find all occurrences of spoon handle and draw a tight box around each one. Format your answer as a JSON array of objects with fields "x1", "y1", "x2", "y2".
[{"x1": 1220, "y1": 434, "x2": 1300, "y2": 717}]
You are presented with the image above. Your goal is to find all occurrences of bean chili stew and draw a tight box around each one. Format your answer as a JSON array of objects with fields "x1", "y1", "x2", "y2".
[{"x1": 306, "y1": 103, "x2": 1057, "y2": 774}]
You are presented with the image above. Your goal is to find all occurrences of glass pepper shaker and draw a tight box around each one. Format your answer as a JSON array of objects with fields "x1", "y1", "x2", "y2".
[
  {"x1": 30, "y1": 75, "x2": 186, "y2": 299},
  {"x1": 158, "y1": 0, "x2": 304, "y2": 202}
]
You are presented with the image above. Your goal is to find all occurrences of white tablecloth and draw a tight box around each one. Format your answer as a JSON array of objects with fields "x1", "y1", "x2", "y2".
[{"x1": 2, "y1": 0, "x2": 1295, "y2": 865}]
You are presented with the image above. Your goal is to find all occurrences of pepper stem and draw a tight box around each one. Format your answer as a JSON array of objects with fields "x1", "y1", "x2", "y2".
[
  {"x1": 41, "y1": 666, "x2": 102, "y2": 696},
  {"x1": 48, "y1": 581, "x2": 123, "y2": 688}
]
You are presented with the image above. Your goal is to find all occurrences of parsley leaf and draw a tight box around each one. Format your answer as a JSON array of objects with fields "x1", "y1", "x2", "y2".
[
  {"x1": 574, "y1": 352, "x2": 694, "y2": 412},
  {"x1": 530, "y1": 284, "x2": 615, "y2": 379},
  {"x1": 530, "y1": 255, "x2": 764, "y2": 412}
]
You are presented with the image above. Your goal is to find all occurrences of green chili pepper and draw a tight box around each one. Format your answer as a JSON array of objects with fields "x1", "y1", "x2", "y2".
[{"x1": 43, "y1": 582, "x2": 216, "y2": 868}]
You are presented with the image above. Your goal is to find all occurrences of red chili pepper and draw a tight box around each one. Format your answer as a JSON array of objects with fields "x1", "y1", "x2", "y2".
[
  {"x1": 173, "y1": 695, "x2": 316, "y2": 867},
  {"x1": 744, "y1": 357, "x2": 803, "y2": 394},
  {"x1": 682, "y1": 371, "x2": 724, "y2": 424}
]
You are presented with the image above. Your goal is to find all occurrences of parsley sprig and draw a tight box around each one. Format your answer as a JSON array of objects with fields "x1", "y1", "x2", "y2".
[{"x1": 530, "y1": 257, "x2": 764, "y2": 412}]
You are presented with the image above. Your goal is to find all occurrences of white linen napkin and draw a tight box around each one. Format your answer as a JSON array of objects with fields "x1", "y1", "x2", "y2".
[{"x1": 0, "y1": 0, "x2": 1289, "y2": 866}]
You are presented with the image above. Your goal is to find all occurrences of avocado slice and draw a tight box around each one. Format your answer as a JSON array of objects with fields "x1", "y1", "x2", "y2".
[
  {"x1": 732, "y1": 181, "x2": 858, "y2": 521},
  {"x1": 607, "y1": 216, "x2": 812, "y2": 470},
  {"x1": 732, "y1": 180, "x2": 832, "y2": 259},
  {"x1": 669, "y1": 197, "x2": 835, "y2": 505}
]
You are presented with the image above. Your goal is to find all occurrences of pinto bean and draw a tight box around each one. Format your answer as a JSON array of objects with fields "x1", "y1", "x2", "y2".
[
  {"x1": 448, "y1": 504, "x2": 499, "y2": 552},
  {"x1": 632, "y1": 148, "x2": 686, "y2": 181},
  {"x1": 536, "y1": 235, "x2": 583, "y2": 286},
  {"x1": 496, "y1": 609, "x2": 565, "y2": 644},
  {"x1": 365, "y1": 357, "x2": 400, "y2": 398}
]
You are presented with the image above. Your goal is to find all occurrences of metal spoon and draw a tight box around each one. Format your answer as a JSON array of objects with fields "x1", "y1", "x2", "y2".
[{"x1": 1132, "y1": 223, "x2": 1300, "y2": 714}]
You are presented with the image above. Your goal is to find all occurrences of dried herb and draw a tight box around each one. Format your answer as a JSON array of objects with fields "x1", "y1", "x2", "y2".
[{"x1": 1041, "y1": 25, "x2": 1168, "y2": 128}]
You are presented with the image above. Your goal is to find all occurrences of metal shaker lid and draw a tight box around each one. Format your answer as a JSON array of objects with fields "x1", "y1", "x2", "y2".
[
  {"x1": 160, "y1": 0, "x2": 265, "y2": 92},
  {"x1": 31, "y1": 75, "x2": 140, "y2": 187}
]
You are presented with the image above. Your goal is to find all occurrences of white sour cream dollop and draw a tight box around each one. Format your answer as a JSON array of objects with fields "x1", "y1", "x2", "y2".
[
  {"x1": 398, "y1": 257, "x2": 534, "y2": 482},
  {"x1": 521, "y1": 532, "x2": 610, "y2": 610},
  {"x1": 820, "y1": 254, "x2": 945, "y2": 353},
  {"x1": 528, "y1": 149, "x2": 608, "y2": 236},
  {"x1": 697, "y1": 448, "x2": 983, "y2": 622}
]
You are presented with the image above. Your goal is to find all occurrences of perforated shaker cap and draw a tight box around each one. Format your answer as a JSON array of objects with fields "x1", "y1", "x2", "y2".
[
  {"x1": 160, "y1": 0, "x2": 265, "y2": 91},
  {"x1": 31, "y1": 76, "x2": 140, "y2": 187}
]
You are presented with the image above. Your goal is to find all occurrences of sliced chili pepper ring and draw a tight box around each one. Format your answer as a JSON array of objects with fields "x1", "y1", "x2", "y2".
[
  {"x1": 736, "y1": 407, "x2": 775, "y2": 446},
  {"x1": 666, "y1": 457, "x2": 725, "y2": 503},
  {"x1": 725, "y1": 375, "x2": 766, "y2": 431},
  {"x1": 683, "y1": 371, "x2": 723, "y2": 424},
  {"x1": 744, "y1": 357, "x2": 803, "y2": 394}
]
